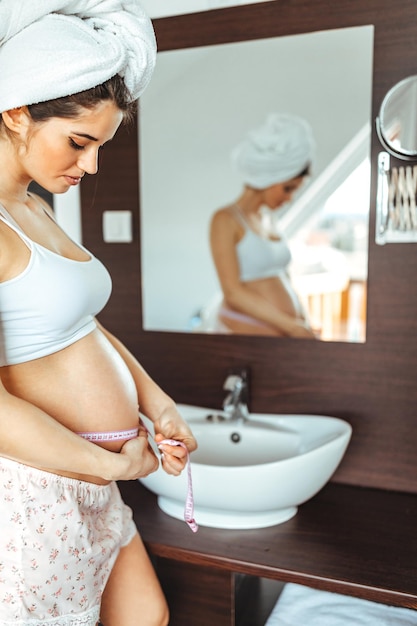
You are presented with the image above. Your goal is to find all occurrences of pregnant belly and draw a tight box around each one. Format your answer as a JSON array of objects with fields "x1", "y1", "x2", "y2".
[
  {"x1": 0, "y1": 329, "x2": 141, "y2": 455},
  {"x1": 248, "y1": 274, "x2": 304, "y2": 317}
]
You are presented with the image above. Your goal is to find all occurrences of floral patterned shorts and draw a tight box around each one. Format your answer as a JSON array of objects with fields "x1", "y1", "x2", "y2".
[{"x1": 0, "y1": 457, "x2": 137, "y2": 625}]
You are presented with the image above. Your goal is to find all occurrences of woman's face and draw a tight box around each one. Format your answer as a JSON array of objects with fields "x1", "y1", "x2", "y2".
[
  {"x1": 262, "y1": 176, "x2": 305, "y2": 210},
  {"x1": 20, "y1": 100, "x2": 123, "y2": 193}
]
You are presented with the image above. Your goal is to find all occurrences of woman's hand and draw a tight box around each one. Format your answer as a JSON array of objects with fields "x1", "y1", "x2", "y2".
[
  {"x1": 116, "y1": 426, "x2": 159, "y2": 481},
  {"x1": 153, "y1": 405, "x2": 198, "y2": 476},
  {"x1": 289, "y1": 319, "x2": 317, "y2": 339}
]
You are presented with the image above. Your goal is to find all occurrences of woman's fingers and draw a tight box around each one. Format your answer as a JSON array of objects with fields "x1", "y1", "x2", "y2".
[
  {"x1": 157, "y1": 442, "x2": 187, "y2": 476},
  {"x1": 119, "y1": 435, "x2": 159, "y2": 479}
]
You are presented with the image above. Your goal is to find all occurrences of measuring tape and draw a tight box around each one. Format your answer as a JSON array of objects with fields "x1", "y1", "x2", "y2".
[
  {"x1": 157, "y1": 438, "x2": 198, "y2": 533},
  {"x1": 77, "y1": 428, "x2": 139, "y2": 442},
  {"x1": 78, "y1": 421, "x2": 198, "y2": 533}
]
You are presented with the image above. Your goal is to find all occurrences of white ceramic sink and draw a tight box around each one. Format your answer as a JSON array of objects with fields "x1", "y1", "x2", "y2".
[{"x1": 139, "y1": 404, "x2": 352, "y2": 530}]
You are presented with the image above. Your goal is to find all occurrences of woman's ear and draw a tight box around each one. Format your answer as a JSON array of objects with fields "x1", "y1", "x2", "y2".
[{"x1": 1, "y1": 107, "x2": 30, "y2": 134}]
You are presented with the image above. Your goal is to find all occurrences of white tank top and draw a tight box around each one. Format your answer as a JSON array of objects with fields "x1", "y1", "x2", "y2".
[
  {"x1": 232, "y1": 207, "x2": 292, "y2": 282},
  {"x1": 0, "y1": 206, "x2": 112, "y2": 365}
]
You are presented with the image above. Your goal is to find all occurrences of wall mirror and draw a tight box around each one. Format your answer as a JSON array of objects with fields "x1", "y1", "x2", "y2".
[
  {"x1": 139, "y1": 24, "x2": 374, "y2": 342},
  {"x1": 376, "y1": 75, "x2": 417, "y2": 160}
]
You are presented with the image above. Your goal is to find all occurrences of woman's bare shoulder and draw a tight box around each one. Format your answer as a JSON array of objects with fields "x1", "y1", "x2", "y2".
[
  {"x1": 210, "y1": 205, "x2": 238, "y2": 228},
  {"x1": 210, "y1": 205, "x2": 244, "y2": 248}
]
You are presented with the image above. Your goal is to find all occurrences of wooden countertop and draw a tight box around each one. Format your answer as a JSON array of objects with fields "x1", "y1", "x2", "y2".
[{"x1": 119, "y1": 480, "x2": 417, "y2": 609}]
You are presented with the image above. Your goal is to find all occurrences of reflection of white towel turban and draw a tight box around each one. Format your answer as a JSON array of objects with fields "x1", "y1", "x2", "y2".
[
  {"x1": 232, "y1": 113, "x2": 315, "y2": 189},
  {"x1": 0, "y1": 0, "x2": 156, "y2": 113}
]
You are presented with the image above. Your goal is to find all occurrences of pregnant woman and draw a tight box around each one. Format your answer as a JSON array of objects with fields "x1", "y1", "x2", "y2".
[
  {"x1": 210, "y1": 113, "x2": 317, "y2": 338},
  {"x1": 0, "y1": 2, "x2": 196, "y2": 625}
]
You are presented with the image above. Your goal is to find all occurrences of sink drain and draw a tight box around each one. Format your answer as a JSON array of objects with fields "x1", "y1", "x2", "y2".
[{"x1": 230, "y1": 432, "x2": 241, "y2": 443}]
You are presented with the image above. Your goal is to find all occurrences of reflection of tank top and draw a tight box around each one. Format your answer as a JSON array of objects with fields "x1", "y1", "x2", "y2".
[
  {"x1": 0, "y1": 206, "x2": 112, "y2": 366},
  {"x1": 232, "y1": 206, "x2": 292, "y2": 282}
]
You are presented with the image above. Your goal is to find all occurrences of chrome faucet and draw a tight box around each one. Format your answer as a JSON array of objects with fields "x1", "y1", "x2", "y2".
[{"x1": 222, "y1": 369, "x2": 250, "y2": 422}]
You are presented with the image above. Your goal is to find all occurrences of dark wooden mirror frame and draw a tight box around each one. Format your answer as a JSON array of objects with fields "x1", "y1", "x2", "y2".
[{"x1": 80, "y1": 0, "x2": 417, "y2": 495}]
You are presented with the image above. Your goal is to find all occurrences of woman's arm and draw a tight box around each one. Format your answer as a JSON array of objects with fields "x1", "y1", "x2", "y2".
[
  {"x1": 210, "y1": 210, "x2": 315, "y2": 338},
  {"x1": 96, "y1": 322, "x2": 198, "y2": 476},
  {"x1": 0, "y1": 375, "x2": 158, "y2": 481}
]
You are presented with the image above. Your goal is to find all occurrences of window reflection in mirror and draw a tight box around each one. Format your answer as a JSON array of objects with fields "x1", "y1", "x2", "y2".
[{"x1": 139, "y1": 25, "x2": 374, "y2": 342}]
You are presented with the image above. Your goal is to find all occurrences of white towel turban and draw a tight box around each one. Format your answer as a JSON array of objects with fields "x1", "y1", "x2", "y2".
[
  {"x1": 0, "y1": 0, "x2": 156, "y2": 113},
  {"x1": 232, "y1": 113, "x2": 315, "y2": 189}
]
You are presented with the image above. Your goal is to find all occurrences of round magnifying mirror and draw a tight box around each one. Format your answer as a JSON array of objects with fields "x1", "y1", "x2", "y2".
[{"x1": 376, "y1": 75, "x2": 417, "y2": 160}]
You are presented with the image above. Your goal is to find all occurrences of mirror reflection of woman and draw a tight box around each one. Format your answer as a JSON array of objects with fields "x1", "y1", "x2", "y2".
[{"x1": 210, "y1": 113, "x2": 317, "y2": 338}]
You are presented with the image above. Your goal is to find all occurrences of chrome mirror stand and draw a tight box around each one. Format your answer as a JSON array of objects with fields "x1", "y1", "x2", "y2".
[{"x1": 376, "y1": 151, "x2": 417, "y2": 245}]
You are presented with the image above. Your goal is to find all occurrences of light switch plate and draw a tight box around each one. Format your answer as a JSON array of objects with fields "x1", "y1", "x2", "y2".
[{"x1": 102, "y1": 210, "x2": 133, "y2": 243}]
